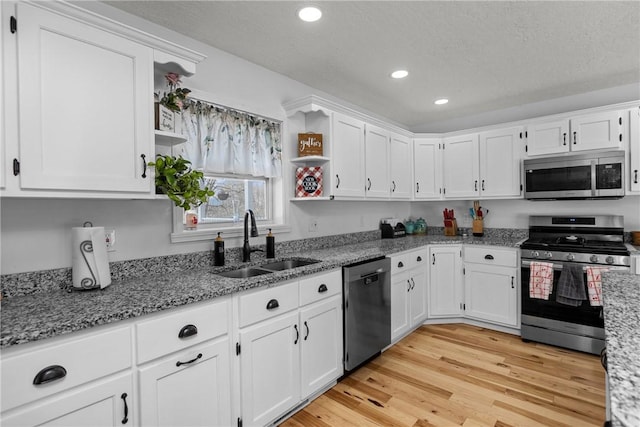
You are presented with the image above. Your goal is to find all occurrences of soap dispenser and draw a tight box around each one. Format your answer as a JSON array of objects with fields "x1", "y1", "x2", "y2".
[
  {"x1": 214, "y1": 232, "x2": 225, "y2": 266},
  {"x1": 266, "y1": 228, "x2": 275, "y2": 259}
]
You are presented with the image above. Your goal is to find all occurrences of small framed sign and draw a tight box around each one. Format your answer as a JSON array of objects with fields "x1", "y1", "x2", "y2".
[
  {"x1": 297, "y1": 133, "x2": 323, "y2": 157},
  {"x1": 295, "y1": 167, "x2": 323, "y2": 197},
  {"x1": 155, "y1": 102, "x2": 175, "y2": 132}
]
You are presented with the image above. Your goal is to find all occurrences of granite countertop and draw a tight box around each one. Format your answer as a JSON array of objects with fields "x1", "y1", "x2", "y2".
[
  {"x1": 603, "y1": 271, "x2": 640, "y2": 427},
  {"x1": 0, "y1": 233, "x2": 522, "y2": 349}
]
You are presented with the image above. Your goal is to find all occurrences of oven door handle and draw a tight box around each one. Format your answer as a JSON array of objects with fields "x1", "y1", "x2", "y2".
[{"x1": 520, "y1": 259, "x2": 629, "y2": 272}]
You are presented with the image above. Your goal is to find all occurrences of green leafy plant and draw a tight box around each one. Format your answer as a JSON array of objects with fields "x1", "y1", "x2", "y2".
[{"x1": 148, "y1": 155, "x2": 214, "y2": 210}]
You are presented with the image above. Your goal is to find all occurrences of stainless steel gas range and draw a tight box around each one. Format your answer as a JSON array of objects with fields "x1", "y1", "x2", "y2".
[{"x1": 519, "y1": 215, "x2": 630, "y2": 355}]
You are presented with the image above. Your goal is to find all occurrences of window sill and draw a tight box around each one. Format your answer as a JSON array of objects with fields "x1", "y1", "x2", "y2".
[{"x1": 170, "y1": 224, "x2": 292, "y2": 243}]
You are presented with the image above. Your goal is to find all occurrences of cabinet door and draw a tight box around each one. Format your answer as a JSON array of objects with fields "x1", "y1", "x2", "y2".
[
  {"x1": 442, "y1": 134, "x2": 479, "y2": 198},
  {"x1": 571, "y1": 110, "x2": 623, "y2": 152},
  {"x1": 479, "y1": 127, "x2": 523, "y2": 197},
  {"x1": 2, "y1": 373, "x2": 133, "y2": 427},
  {"x1": 630, "y1": 107, "x2": 640, "y2": 193},
  {"x1": 331, "y1": 112, "x2": 365, "y2": 198},
  {"x1": 300, "y1": 295, "x2": 343, "y2": 398},
  {"x1": 428, "y1": 246, "x2": 463, "y2": 318},
  {"x1": 364, "y1": 124, "x2": 390, "y2": 198},
  {"x1": 240, "y1": 311, "x2": 300, "y2": 426},
  {"x1": 464, "y1": 264, "x2": 518, "y2": 327},
  {"x1": 526, "y1": 119, "x2": 570, "y2": 156},
  {"x1": 16, "y1": 3, "x2": 152, "y2": 193},
  {"x1": 409, "y1": 267, "x2": 427, "y2": 326},
  {"x1": 413, "y1": 138, "x2": 442, "y2": 199},
  {"x1": 391, "y1": 270, "x2": 411, "y2": 342},
  {"x1": 138, "y1": 338, "x2": 231, "y2": 427},
  {"x1": 389, "y1": 133, "x2": 412, "y2": 199}
]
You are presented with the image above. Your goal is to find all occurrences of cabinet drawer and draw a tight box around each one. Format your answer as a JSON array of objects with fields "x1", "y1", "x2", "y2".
[
  {"x1": 464, "y1": 246, "x2": 517, "y2": 267},
  {"x1": 238, "y1": 281, "x2": 299, "y2": 328},
  {"x1": 391, "y1": 247, "x2": 428, "y2": 274},
  {"x1": 136, "y1": 298, "x2": 229, "y2": 364},
  {"x1": 1, "y1": 326, "x2": 132, "y2": 412},
  {"x1": 299, "y1": 269, "x2": 341, "y2": 307}
]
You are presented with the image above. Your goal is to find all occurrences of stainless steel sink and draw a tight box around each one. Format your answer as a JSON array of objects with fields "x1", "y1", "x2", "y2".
[
  {"x1": 217, "y1": 267, "x2": 272, "y2": 279},
  {"x1": 217, "y1": 258, "x2": 320, "y2": 279},
  {"x1": 260, "y1": 258, "x2": 320, "y2": 271}
]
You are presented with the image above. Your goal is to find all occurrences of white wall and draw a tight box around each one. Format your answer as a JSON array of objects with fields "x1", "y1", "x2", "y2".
[
  {"x1": 409, "y1": 197, "x2": 640, "y2": 231},
  {"x1": 1, "y1": 3, "x2": 638, "y2": 274}
]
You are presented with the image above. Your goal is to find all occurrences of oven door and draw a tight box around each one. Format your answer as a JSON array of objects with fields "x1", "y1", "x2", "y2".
[{"x1": 520, "y1": 260, "x2": 628, "y2": 328}]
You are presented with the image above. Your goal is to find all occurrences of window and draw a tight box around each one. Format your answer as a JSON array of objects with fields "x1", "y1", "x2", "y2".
[
  {"x1": 169, "y1": 95, "x2": 288, "y2": 243},
  {"x1": 198, "y1": 175, "x2": 269, "y2": 224}
]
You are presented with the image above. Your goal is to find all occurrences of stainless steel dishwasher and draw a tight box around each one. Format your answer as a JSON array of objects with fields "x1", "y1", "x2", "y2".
[{"x1": 343, "y1": 256, "x2": 391, "y2": 372}]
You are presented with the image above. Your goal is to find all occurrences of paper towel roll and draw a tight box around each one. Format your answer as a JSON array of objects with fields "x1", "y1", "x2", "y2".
[{"x1": 72, "y1": 226, "x2": 111, "y2": 290}]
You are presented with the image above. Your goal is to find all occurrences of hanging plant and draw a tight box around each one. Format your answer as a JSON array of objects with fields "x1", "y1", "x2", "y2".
[{"x1": 148, "y1": 155, "x2": 214, "y2": 210}]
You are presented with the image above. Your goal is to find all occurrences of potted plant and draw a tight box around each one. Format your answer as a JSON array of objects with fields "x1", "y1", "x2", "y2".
[
  {"x1": 148, "y1": 155, "x2": 214, "y2": 210},
  {"x1": 154, "y1": 73, "x2": 191, "y2": 132}
]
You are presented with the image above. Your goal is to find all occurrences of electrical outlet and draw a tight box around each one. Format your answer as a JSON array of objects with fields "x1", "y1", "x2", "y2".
[
  {"x1": 309, "y1": 218, "x2": 318, "y2": 232},
  {"x1": 105, "y1": 229, "x2": 116, "y2": 252}
]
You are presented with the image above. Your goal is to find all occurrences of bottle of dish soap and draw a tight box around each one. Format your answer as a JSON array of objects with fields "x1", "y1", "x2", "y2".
[
  {"x1": 214, "y1": 232, "x2": 225, "y2": 266},
  {"x1": 266, "y1": 228, "x2": 275, "y2": 259}
]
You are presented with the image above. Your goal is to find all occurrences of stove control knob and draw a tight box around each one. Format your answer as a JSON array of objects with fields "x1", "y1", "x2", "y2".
[
  {"x1": 544, "y1": 252, "x2": 553, "y2": 259},
  {"x1": 605, "y1": 256, "x2": 615, "y2": 264},
  {"x1": 566, "y1": 253, "x2": 575, "y2": 261},
  {"x1": 531, "y1": 251, "x2": 540, "y2": 258},
  {"x1": 590, "y1": 255, "x2": 599, "y2": 263}
]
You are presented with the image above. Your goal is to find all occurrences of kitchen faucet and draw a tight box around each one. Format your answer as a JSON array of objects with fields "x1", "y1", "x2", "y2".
[{"x1": 242, "y1": 209, "x2": 261, "y2": 262}]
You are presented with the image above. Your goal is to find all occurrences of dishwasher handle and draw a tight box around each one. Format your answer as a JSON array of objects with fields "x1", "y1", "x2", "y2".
[{"x1": 360, "y1": 268, "x2": 385, "y2": 279}]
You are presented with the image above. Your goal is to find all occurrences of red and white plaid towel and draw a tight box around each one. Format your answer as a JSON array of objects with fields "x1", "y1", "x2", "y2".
[
  {"x1": 529, "y1": 262, "x2": 554, "y2": 300},
  {"x1": 586, "y1": 266, "x2": 608, "y2": 306}
]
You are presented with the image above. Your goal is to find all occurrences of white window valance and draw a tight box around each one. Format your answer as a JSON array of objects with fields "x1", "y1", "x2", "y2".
[{"x1": 181, "y1": 99, "x2": 282, "y2": 178}]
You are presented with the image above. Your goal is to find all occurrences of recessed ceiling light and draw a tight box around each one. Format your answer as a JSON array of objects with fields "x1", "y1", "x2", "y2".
[
  {"x1": 390, "y1": 70, "x2": 409, "y2": 79},
  {"x1": 298, "y1": 6, "x2": 322, "y2": 22},
  {"x1": 434, "y1": 98, "x2": 449, "y2": 105}
]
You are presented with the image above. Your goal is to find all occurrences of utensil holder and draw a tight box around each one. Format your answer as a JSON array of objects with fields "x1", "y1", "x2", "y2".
[
  {"x1": 444, "y1": 219, "x2": 458, "y2": 236},
  {"x1": 472, "y1": 219, "x2": 484, "y2": 237}
]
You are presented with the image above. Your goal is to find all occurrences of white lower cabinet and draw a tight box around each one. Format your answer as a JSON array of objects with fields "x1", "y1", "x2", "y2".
[
  {"x1": 236, "y1": 269, "x2": 343, "y2": 427},
  {"x1": 463, "y1": 246, "x2": 519, "y2": 328},
  {"x1": 390, "y1": 247, "x2": 428, "y2": 342},
  {"x1": 2, "y1": 373, "x2": 133, "y2": 427},
  {"x1": 239, "y1": 311, "x2": 301, "y2": 427},
  {"x1": 136, "y1": 298, "x2": 232, "y2": 427},
  {"x1": 428, "y1": 245, "x2": 464, "y2": 318},
  {"x1": 0, "y1": 326, "x2": 133, "y2": 427},
  {"x1": 300, "y1": 295, "x2": 343, "y2": 398},
  {"x1": 138, "y1": 338, "x2": 231, "y2": 427}
]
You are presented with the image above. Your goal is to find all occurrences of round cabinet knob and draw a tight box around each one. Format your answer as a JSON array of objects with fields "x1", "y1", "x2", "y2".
[
  {"x1": 544, "y1": 252, "x2": 553, "y2": 259},
  {"x1": 566, "y1": 253, "x2": 575, "y2": 261},
  {"x1": 590, "y1": 255, "x2": 599, "y2": 263},
  {"x1": 531, "y1": 251, "x2": 540, "y2": 258},
  {"x1": 605, "y1": 256, "x2": 615, "y2": 264}
]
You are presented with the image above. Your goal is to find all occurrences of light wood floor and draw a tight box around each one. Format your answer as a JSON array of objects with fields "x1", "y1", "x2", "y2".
[{"x1": 281, "y1": 324, "x2": 605, "y2": 427}]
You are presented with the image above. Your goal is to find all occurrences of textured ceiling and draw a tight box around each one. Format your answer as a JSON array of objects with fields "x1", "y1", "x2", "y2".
[{"x1": 102, "y1": 1, "x2": 640, "y2": 131}]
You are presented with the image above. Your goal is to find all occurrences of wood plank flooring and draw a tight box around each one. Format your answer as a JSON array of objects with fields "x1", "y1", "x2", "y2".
[{"x1": 281, "y1": 324, "x2": 605, "y2": 427}]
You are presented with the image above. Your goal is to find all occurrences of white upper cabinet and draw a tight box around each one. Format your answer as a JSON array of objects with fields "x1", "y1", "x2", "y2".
[
  {"x1": 413, "y1": 138, "x2": 442, "y2": 200},
  {"x1": 442, "y1": 134, "x2": 480, "y2": 198},
  {"x1": 570, "y1": 110, "x2": 624, "y2": 152},
  {"x1": 526, "y1": 110, "x2": 625, "y2": 156},
  {"x1": 331, "y1": 112, "x2": 365, "y2": 198},
  {"x1": 389, "y1": 133, "x2": 412, "y2": 199},
  {"x1": 479, "y1": 127, "x2": 523, "y2": 198},
  {"x1": 364, "y1": 124, "x2": 390, "y2": 198},
  {"x1": 526, "y1": 119, "x2": 570, "y2": 156},
  {"x1": 15, "y1": 3, "x2": 153, "y2": 193},
  {"x1": 630, "y1": 107, "x2": 640, "y2": 193}
]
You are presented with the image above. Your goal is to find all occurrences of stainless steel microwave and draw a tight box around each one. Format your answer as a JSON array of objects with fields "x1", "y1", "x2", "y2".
[{"x1": 524, "y1": 151, "x2": 625, "y2": 200}]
